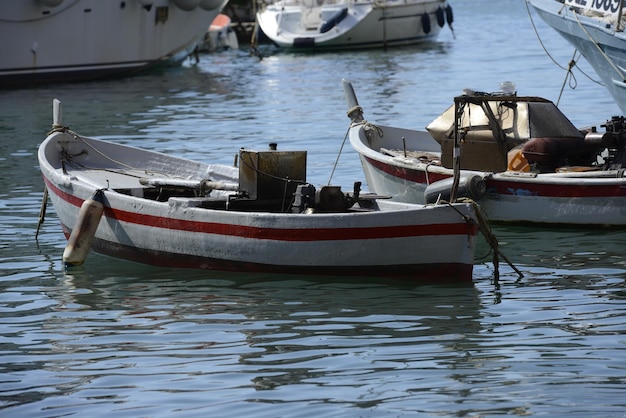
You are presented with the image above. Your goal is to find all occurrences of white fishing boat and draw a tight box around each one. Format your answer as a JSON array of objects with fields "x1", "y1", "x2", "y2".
[
  {"x1": 38, "y1": 99, "x2": 481, "y2": 281},
  {"x1": 343, "y1": 79, "x2": 626, "y2": 226},
  {"x1": 526, "y1": 0, "x2": 626, "y2": 114},
  {"x1": 0, "y1": 0, "x2": 226, "y2": 88},
  {"x1": 256, "y1": 0, "x2": 453, "y2": 50}
]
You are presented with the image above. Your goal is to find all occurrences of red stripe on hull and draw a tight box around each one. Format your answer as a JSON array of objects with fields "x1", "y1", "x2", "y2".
[
  {"x1": 365, "y1": 156, "x2": 626, "y2": 198},
  {"x1": 366, "y1": 156, "x2": 448, "y2": 185},
  {"x1": 44, "y1": 176, "x2": 478, "y2": 242}
]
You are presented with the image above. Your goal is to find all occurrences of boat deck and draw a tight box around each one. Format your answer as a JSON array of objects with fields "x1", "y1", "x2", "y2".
[{"x1": 67, "y1": 166, "x2": 157, "y2": 190}]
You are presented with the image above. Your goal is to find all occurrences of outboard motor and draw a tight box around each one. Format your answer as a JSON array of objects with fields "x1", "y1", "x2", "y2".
[
  {"x1": 591, "y1": 116, "x2": 626, "y2": 169},
  {"x1": 521, "y1": 136, "x2": 592, "y2": 171},
  {"x1": 523, "y1": 116, "x2": 626, "y2": 172},
  {"x1": 317, "y1": 186, "x2": 348, "y2": 212},
  {"x1": 292, "y1": 184, "x2": 316, "y2": 213},
  {"x1": 291, "y1": 183, "x2": 358, "y2": 213}
]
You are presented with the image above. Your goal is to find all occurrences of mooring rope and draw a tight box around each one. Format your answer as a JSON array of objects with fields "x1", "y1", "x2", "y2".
[
  {"x1": 328, "y1": 125, "x2": 351, "y2": 185},
  {"x1": 525, "y1": 0, "x2": 605, "y2": 104},
  {"x1": 445, "y1": 198, "x2": 524, "y2": 283},
  {"x1": 467, "y1": 199, "x2": 524, "y2": 281},
  {"x1": 35, "y1": 187, "x2": 48, "y2": 240},
  {"x1": 572, "y1": 8, "x2": 626, "y2": 81}
]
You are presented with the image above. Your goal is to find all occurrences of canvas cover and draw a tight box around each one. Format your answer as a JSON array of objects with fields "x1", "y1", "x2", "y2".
[{"x1": 426, "y1": 96, "x2": 582, "y2": 172}]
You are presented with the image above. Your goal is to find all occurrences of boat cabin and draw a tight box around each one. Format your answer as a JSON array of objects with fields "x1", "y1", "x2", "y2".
[{"x1": 426, "y1": 94, "x2": 626, "y2": 173}]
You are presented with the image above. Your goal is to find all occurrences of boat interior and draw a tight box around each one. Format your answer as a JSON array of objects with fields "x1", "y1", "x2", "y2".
[{"x1": 54, "y1": 134, "x2": 379, "y2": 214}]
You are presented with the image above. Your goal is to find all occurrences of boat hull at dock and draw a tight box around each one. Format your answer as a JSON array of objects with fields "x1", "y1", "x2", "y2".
[{"x1": 0, "y1": 0, "x2": 227, "y2": 88}]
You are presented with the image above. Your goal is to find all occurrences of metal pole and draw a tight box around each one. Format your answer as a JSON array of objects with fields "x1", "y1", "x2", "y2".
[{"x1": 450, "y1": 97, "x2": 461, "y2": 202}]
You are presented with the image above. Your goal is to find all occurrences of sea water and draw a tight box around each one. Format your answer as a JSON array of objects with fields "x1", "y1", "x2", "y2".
[{"x1": 1, "y1": 1, "x2": 625, "y2": 416}]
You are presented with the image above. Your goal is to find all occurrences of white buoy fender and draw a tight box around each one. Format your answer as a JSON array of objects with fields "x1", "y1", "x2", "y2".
[
  {"x1": 62, "y1": 190, "x2": 105, "y2": 267},
  {"x1": 424, "y1": 174, "x2": 486, "y2": 204}
]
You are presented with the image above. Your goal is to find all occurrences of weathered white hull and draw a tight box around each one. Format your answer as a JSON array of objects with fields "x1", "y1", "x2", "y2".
[
  {"x1": 349, "y1": 123, "x2": 626, "y2": 226},
  {"x1": 39, "y1": 127, "x2": 479, "y2": 280},
  {"x1": 527, "y1": 0, "x2": 626, "y2": 114},
  {"x1": 0, "y1": 0, "x2": 227, "y2": 88},
  {"x1": 257, "y1": 0, "x2": 450, "y2": 50}
]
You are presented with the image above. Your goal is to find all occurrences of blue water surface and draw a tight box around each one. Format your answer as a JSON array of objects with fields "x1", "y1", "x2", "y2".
[{"x1": 1, "y1": 1, "x2": 625, "y2": 416}]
